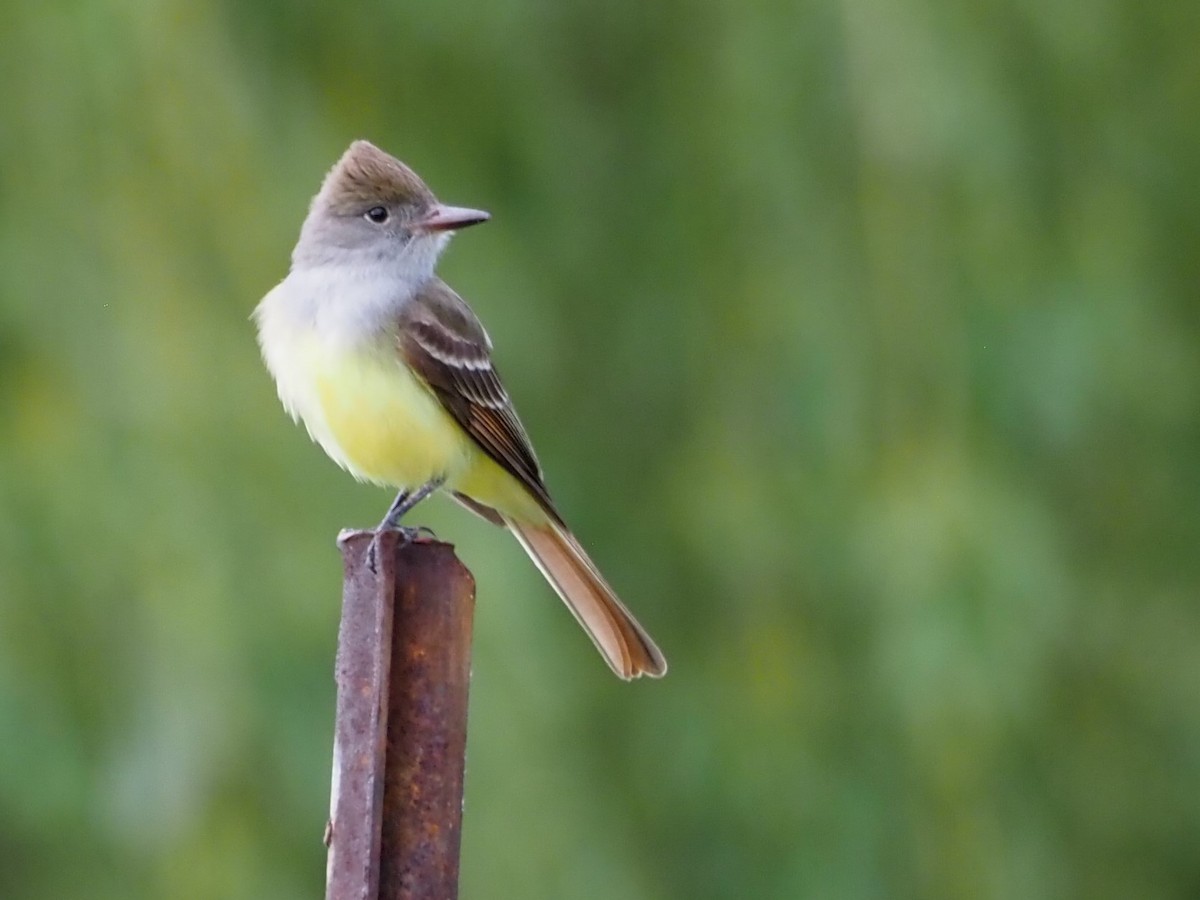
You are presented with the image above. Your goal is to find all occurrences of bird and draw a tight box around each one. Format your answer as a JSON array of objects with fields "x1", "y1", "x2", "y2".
[{"x1": 254, "y1": 140, "x2": 666, "y2": 679}]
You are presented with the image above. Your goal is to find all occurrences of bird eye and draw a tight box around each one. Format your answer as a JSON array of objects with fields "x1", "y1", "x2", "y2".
[{"x1": 365, "y1": 206, "x2": 389, "y2": 224}]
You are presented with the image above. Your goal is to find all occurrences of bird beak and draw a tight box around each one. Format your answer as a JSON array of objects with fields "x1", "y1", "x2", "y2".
[{"x1": 415, "y1": 204, "x2": 490, "y2": 233}]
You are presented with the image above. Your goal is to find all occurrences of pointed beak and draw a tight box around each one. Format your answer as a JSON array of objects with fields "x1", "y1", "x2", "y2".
[{"x1": 414, "y1": 204, "x2": 490, "y2": 233}]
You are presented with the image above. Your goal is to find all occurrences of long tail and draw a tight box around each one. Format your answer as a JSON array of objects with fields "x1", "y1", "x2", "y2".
[{"x1": 505, "y1": 516, "x2": 667, "y2": 680}]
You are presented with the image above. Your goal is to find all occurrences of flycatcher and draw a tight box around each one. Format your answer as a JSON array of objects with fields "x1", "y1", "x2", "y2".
[{"x1": 255, "y1": 140, "x2": 666, "y2": 679}]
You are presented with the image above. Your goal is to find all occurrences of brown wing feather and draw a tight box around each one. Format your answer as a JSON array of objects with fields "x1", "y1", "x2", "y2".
[{"x1": 398, "y1": 280, "x2": 561, "y2": 521}]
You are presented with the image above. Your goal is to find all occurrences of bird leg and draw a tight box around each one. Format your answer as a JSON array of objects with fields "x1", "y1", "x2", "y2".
[{"x1": 366, "y1": 477, "x2": 445, "y2": 573}]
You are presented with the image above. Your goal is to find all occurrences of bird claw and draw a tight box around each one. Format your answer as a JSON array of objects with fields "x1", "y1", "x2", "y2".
[{"x1": 365, "y1": 525, "x2": 438, "y2": 574}]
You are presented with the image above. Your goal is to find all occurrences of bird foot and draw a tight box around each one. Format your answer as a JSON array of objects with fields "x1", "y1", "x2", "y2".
[{"x1": 366, "y1": 525, "x2": 438, "y2": 574}]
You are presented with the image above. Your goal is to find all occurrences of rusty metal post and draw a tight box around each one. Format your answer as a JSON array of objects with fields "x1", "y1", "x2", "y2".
[{"x1": 326, "y1": 530, "x2": 476, "y2": 900}]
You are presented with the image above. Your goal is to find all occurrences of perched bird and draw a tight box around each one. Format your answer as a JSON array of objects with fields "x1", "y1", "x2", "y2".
[{"x1": 255, "y1": 140, "x2": 666, "y2": 679}]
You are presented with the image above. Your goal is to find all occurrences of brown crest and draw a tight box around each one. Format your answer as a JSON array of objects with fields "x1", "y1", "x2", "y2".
[{"x1": 315, "y1": 140, "x2": 437, "y2": 216}]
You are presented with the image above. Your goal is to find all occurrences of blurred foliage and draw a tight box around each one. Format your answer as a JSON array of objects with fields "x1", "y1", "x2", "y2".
[{"x1": 2, "y1": 0, "x2": 1198, "y2": 897}]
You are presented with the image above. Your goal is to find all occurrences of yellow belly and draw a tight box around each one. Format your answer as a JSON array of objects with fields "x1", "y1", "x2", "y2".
[
  {"x1": 268, "y1": 328, "x2": 549, "y2": 523},
  {"x1": 280, "y1": 334, "x2": 472, "y2": 488}
]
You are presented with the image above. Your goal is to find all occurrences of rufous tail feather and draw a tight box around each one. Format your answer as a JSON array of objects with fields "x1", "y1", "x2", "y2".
[{"x1": 505, "y1": 517, "x2": 667, "y2": 680}]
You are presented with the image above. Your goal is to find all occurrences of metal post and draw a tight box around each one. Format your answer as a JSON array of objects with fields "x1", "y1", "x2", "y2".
[{"x1": 326, "y1": 531, "x2": 476, "y2": 900}]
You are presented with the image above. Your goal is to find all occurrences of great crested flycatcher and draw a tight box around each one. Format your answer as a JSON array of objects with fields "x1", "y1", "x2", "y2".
[{"x1": 255, "y1": 140, "x2": 666, "y2": 679}]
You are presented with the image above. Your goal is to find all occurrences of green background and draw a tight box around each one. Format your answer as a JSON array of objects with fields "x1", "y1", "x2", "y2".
[{"x1": 2, "y1": 0, "x2": 1197, "y2": 898}]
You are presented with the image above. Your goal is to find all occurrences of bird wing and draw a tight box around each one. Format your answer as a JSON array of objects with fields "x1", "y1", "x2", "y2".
[{"x1": 397, "y1": 279, "x2": 561, "y2": 521}]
